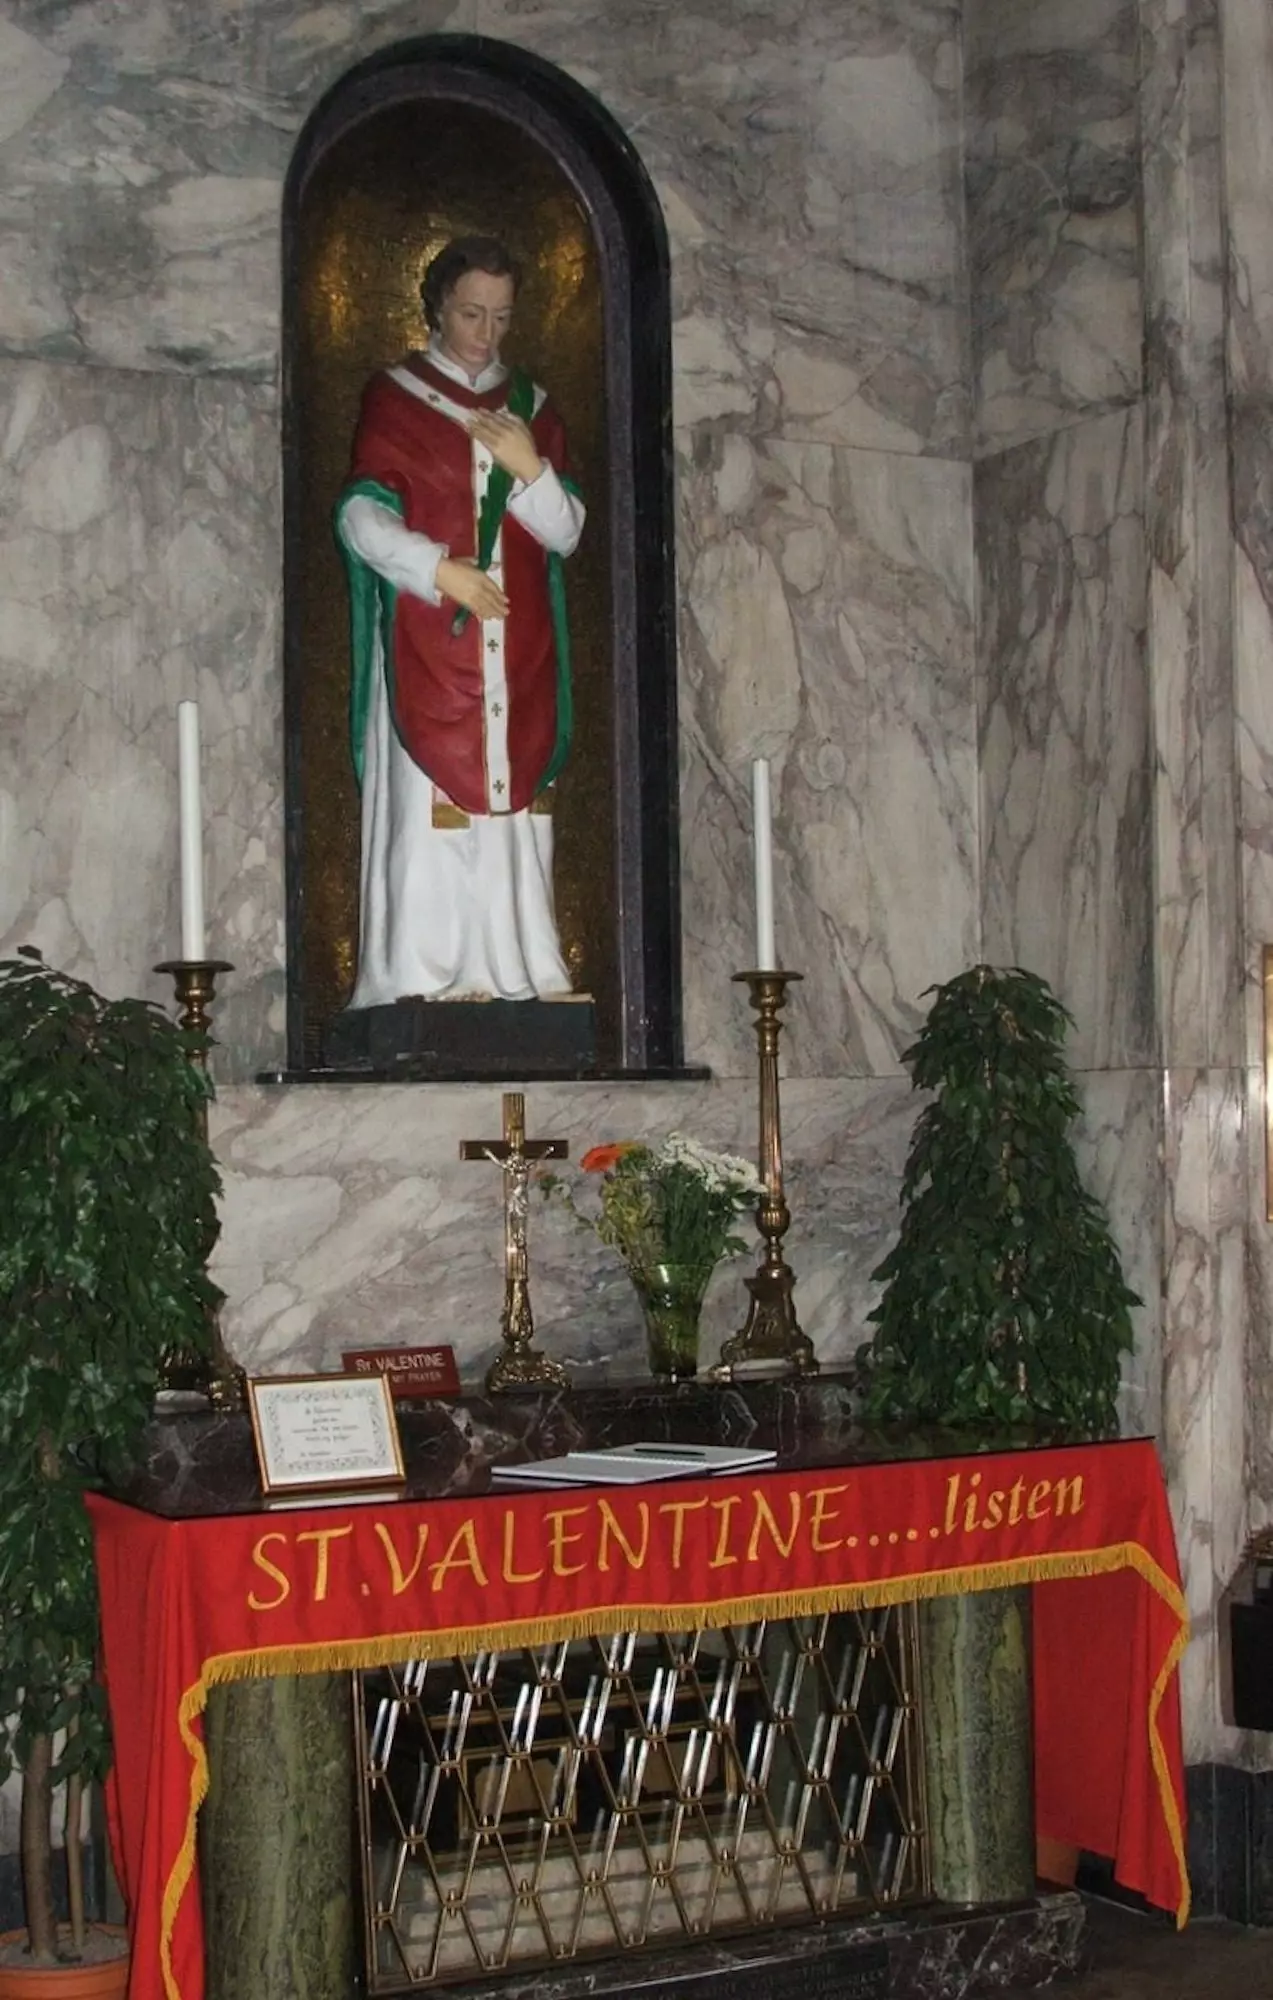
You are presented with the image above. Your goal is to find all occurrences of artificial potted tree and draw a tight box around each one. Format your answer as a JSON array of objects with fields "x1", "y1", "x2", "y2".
[
  {"x1": 855, "y1": 965, "x2": 1138, "y2": 1903},
  {"x1": 0, "y1": 949, "x2": 220, "y2": 1995}
]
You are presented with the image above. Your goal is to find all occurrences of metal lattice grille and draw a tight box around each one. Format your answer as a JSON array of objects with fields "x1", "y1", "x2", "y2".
[{"x1": 355, "y1": 1608, "x2": 927, "y2": 1990}]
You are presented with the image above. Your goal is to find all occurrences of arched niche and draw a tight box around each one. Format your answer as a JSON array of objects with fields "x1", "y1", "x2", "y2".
[{"x1": 280, "y1": 35, "x2": 687, "y2": 1079}]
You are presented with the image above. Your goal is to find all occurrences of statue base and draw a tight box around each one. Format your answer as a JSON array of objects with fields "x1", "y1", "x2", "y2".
[{"x1": 321, "y1": 995, "x2": 596, "y2": 1078}]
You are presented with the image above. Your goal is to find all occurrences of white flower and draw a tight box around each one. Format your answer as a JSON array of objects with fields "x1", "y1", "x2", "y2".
[{"x1": 656, "y1": 1133, "x2": 764, "y2": 1197}]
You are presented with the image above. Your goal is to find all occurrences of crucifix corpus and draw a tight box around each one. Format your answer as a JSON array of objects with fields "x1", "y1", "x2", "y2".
[{"x1": 461, "y1": 1092, "x2": 569, "y2": 1393}]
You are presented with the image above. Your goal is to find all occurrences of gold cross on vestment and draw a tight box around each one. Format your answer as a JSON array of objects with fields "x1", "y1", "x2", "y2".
[{"x1": 461, "y1": 1094, "x2": 568, "y2": 1392}]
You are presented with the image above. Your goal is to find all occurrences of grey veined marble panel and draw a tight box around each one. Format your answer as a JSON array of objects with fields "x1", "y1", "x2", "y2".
[
  {"x1": 965, "y1": 0, "x2": 1142, "y2": 453},
  {"x1": 1223, "y1": 0, "x2": 1273, "y2": 406},
  {"x1": 1158, "y1": 1061, "x2": 1251, "y2": 1764},
  {"x1": 1225, "y1": 1, "x2": 1273, "y2": 1068},
  {"x1": 1077, "y1": 1066, "x2": 1163, "y2": 1441},
  {"x1": 0, "y1": 0, "x2": 970, "y2": 452},
  {"x1": 0, "y1": 0, "x2": 475, "y2": 375},
  {"x1": 1141, "y1": 0, "x2": 1241, "y2": 1073},
  {"x1": 675, "y1": 429, "x2": 976, "y2": 1081},
  {"x1": 478, "y1": 0, "x2": 970, "y2": 454},
  {"x1": 0, "y1": 356, "x2": 285, "y2": 1070},
  {"x1": 978, "y1": 404, "x2": 1153, "y2": 1071},
  {"x1": 208, "y1": 1074, "x2": 917, "y2": 1384}
]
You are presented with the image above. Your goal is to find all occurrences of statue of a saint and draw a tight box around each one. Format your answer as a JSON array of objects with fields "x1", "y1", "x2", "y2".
[{"x1": 335, "y1": 236, "x2": 585, "y2": 1008}]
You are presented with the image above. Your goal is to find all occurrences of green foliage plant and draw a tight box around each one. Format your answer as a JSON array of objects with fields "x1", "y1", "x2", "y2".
[
  {"x1": 0, "y1": 949, "x2": 222, "y2": 1966},
  {"x1": 857, "y1": 965, "x2": 1138, "y2": 1436}
]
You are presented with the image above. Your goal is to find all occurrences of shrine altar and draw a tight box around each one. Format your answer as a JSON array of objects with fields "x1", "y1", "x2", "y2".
[{"x1": 88, "y1": 1421, "x2": 1187, "y2": 2000}]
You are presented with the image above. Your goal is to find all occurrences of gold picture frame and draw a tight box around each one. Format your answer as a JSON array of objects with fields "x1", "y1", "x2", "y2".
[{"x1": 247, "y1": 1372, "x2": 405, "y2": 1499}]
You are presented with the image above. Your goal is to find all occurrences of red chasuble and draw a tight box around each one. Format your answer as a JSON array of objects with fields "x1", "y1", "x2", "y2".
[{"x1": 346, "y1": 355, "x2": 572, "y2": 816}]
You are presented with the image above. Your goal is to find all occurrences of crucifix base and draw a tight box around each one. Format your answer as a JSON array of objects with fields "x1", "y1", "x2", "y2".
[
  {"x1": 323, "y1": 996, "x2": 596, "y2": 1078},
  {"x1": 487, "y1": 1276, "x2": 569, "y2": 1393}
]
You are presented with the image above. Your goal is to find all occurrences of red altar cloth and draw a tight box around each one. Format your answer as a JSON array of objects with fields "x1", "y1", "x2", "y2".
[{"x1": 87, "y1": 1438, "x2": 1188, "y2": 2000}]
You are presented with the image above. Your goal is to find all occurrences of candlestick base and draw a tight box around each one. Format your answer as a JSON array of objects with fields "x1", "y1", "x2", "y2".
[
  {"x1": 711, "y1": 1258, "x2": 819, "y2": 1380},
  {"x1": 710, "y1": 969, "x2": 819, "y2": 1382},
  {"x1": 155, "y1": 956, "x2": 244, "y2": 1409}
]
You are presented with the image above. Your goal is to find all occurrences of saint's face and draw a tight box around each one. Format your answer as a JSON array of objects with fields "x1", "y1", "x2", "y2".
[{"x1": 435, "y1": 269, "x2": 516, "y2": 380}]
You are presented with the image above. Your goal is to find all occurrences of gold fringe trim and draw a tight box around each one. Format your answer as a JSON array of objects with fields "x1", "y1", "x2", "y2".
[
  {"x1": 161, "y1": 1685, "x2": 213, "y2": 2000},
  {"x1": 159, "y1": 1542, "x2": 1190, "y2": 1995},
  {"x1": 1146, "y1": 1609, "x2": 1192, "y2": 1927}
]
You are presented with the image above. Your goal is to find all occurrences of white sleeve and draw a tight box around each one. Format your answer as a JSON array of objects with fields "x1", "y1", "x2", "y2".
[
  {"x1": 339, "y1": 494, "x2": 448, "y2": 606},
  {"x1": 507, "y1": 463, "x2": 586, "y2": 558}
]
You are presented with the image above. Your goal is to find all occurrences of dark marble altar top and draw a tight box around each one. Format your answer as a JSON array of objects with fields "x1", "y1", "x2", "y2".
[{"x1": 110, "y1": 1374, "x2": 1120, "y2": 1520}]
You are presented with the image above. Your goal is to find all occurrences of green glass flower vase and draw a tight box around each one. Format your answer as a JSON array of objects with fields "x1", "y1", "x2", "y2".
[{"x1": 633, "y1": 1261, "x2": 712, "y2": 1380}]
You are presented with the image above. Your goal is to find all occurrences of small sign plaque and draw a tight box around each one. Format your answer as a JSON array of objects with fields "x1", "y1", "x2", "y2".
[
  {"x1": 341, "y1": 1345, "x2": 461, "y2": 1399},
  {"x1": 247, "y1": 1373, "x2": 405, "y2": 1497}
]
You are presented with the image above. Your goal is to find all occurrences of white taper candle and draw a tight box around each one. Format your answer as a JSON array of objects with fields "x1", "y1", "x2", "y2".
[
  {"x1": 177, "y1": 700, "x2": 206, "y2": 962},
  {"x1": 752, "y1": 757, "x2": 777, "y2": 971}
]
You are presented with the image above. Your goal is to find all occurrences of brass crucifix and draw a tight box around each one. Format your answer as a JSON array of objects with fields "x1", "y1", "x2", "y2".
[{"x1": 461, "y1": 1092, "x2": 569, "y2": 1393}]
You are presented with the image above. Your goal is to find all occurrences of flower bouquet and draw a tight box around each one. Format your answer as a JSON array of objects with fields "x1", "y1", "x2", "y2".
[{"x1": 549, "y1": 1135, "x2": 763, "y2": 1378}]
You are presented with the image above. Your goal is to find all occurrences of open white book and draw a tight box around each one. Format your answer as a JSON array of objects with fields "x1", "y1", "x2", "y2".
[{"x1": 491, "y1": 1442, "x2": 777, "y2": 1487}]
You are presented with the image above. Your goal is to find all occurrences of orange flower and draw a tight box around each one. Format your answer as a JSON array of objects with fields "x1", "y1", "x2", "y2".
[{"x1": 581, "y1": 1142, "x2": 631, "y2": 1173}]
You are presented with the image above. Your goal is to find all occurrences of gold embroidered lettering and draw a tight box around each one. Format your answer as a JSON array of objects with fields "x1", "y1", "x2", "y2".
[
  {"x1": 746, "y1": 1489, "x2": 802, "y2": 1563},
  {"x1": 545, "y1": 1506, "x2": 589, "y2": 1578},
  {"x1": 296, "y1": 1524, "x2": 354, "y2": 1603},
  {"x1": 429, "y1": 1519, "x2": 489, "y2": 1592},
  {"x1": 501, "y1": 1510, "x2": 544, "y2": 1584},
  {"x1": 807, "y1": 1484, "x2": 849, "y2": 1554},
  {"x1": 657, "y1": 1496, "x2": 710, "y2": 1568},
  {"x1": 374, "y1": 1521, "x2": 430, "y2": 1596},
  {"x1": 596, "y1": 1499, "x2": 650, "y2": 1573},
  {"x1": 247, "y1": 1532, "x2": 292, "y2": 1611}
]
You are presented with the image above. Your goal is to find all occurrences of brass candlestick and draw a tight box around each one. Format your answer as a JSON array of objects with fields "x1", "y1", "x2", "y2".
[
  {"x1": 154, "y1": 958, "x2": 234, "y2": 1049},
  {"x1": 155, "y1": 957, "x2": 244, "y2": 1409},
  {"x1": 712, "y1": 970, "x2": 819, "y2": 1380}
]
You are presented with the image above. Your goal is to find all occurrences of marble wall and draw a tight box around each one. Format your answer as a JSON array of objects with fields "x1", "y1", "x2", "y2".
[
  {"x1": 0, "y1": 0, "x2": 979, "y2": 1405},
  {"x1": 0, "y1": 363, "x2": 284, "y2": 1064},
  {"x1": 1227, "y1": 0, "x2": 1273, "y2": 1533},
  {"x1": 977, "y1": 403, "x2": 1153, "y2": 1067},
  {"x1": 966, "y1": 0, "x2": 1163, "y2": 1442},
  {"x1": 965, "y1": 0, "x2": 1141, "y2": 455},
  {"x1": 974, "y1": 403, "x2": 1162, "y2": 1447},
  {"x1": 965, "y1": 0, "x2": 1273, "y2": 1770},
  {"x1": 1142, "y1": 0, "x2": 1251, "y2": 1772},
  {"x1": 209, "y1": 1078, "x2": 919, "y2": 1383},
  {"x1": 1220, "y1": 0, "x2": 1273, "y2": 1786},
  {"x1": 3, "y1": 0, "x2": 1273, "y2": 1785}
]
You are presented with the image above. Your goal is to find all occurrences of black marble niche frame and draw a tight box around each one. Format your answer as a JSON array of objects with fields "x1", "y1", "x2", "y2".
[{"x1": 277, "y1": 36, "x2": 689, "y2": 1084}]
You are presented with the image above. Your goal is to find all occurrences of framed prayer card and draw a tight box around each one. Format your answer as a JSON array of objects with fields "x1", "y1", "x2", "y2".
[{"x1": 247, "y1": 1373, "x2": 405, "y2": 1497}]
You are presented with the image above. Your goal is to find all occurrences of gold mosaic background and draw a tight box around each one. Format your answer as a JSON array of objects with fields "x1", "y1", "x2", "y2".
[{"x1": 293, "y1": 103, "x2": 615, "y2": 1056}]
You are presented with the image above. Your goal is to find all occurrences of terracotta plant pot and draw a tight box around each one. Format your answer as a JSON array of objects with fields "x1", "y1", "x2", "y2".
[{"x1": 0, "y1": 1928, "x2": 129, "y2": 2000}]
